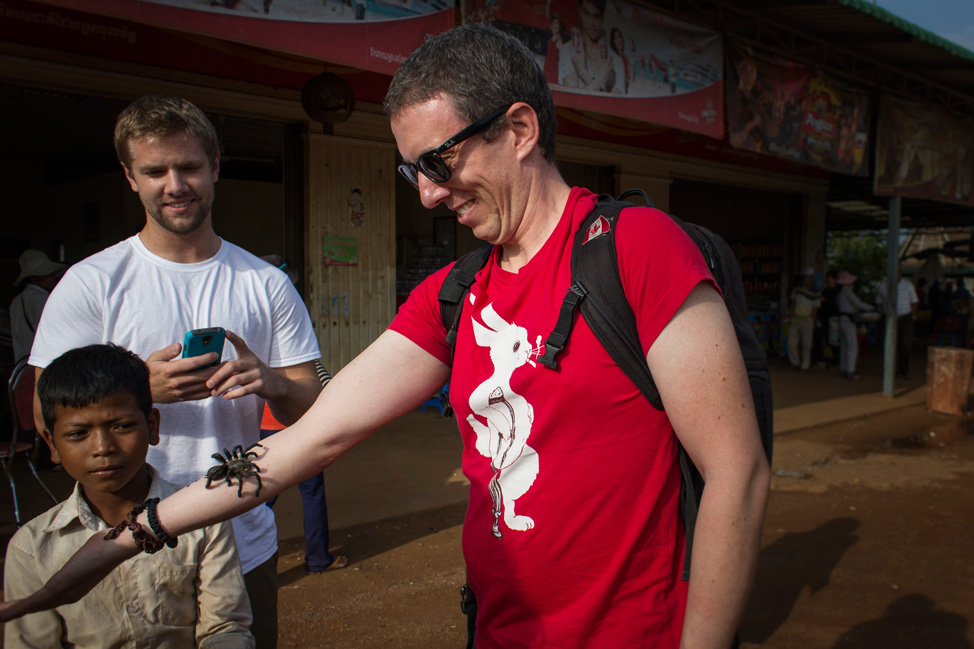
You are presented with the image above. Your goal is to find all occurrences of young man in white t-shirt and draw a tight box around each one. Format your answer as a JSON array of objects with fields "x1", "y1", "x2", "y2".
[{"x1": 28, "y1": 94, "x2": 322, "y2": 649}]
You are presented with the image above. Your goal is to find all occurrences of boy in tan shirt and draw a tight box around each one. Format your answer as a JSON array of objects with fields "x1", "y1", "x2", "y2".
[{"x1": 4, "y1": 344, "x2": 254, "y2": 648}]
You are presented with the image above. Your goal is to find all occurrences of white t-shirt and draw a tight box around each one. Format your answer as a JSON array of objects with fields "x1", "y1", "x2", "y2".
[
  {"x1": 30, "y1": 235, "x2": 320, "y2": 572},
  {"x1": 876, "y1": 277, "x2": 919, "y2": 317}
]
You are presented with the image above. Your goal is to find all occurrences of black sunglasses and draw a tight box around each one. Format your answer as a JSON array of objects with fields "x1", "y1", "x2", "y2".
[{"x1": 398, "y1": 104, "x2": 512, "y2": 188}]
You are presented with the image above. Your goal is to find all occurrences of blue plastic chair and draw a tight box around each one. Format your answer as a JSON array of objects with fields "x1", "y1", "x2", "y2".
[{"x1": 420, "y1": 383, "x2": 451, "y2": 416}]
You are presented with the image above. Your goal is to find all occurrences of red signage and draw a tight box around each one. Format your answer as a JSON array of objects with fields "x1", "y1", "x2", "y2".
[{"x1": 28, "y1": 0, "x2": 454, "y2": 75}]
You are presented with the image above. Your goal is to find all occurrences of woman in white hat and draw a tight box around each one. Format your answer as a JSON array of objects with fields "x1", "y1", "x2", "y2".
[{"x1": 835, "y1": 270, "x2": 874, "y2": 380}]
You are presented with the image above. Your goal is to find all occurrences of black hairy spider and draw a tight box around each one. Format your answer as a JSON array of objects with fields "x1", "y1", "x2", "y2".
[{"x1": 205, "y1": 443, "x2": 263, "y2": 498}]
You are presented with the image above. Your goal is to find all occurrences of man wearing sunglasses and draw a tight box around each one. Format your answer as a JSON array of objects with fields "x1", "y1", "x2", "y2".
[
  {"x1": 0, "y1": 24, "x2": 768, "y2": 649},
  {"x1": 382, "y1": 24, "x2": 769, "y2": 649}
]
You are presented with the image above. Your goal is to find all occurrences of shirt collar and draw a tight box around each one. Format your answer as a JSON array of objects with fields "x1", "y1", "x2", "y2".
[{"x1": 45, "y1": 464, "x2": 171, "y2": 533}]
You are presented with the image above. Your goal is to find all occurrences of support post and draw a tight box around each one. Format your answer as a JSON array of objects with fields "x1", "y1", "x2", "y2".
[{"x1": 883, "y1": 196, "x2": 901, "y2": 397}]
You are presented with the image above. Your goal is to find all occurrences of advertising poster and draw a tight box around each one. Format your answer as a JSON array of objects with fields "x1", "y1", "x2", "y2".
[
  {"x1": 322, "y1": 237, "x2": 359, "y2": 266},
  {"x1": 874, "y1": 97, "x2": 974, "y2": 206},
  {"x1": 463, "y1": 0, "x2": 724, "y2": 139},
  {"x1": 30, "y1": 0, "x2": 453, "y2": 74},
  {"x1": 726, "y1": 48, "x2": 871, "y2": 176}
]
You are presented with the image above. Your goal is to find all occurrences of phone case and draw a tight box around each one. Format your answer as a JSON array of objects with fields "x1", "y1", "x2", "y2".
[{"x1": 182, "y1": 327, "x2": 226, "y2": 369}]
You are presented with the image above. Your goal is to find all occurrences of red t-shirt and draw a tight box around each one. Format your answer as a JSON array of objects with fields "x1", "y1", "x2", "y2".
[{"x1": 390, "y1": 187, "x2": 715, "y2": 648}]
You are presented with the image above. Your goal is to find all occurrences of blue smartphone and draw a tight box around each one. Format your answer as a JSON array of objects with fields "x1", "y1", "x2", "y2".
[{"x1": 181, "y1": 327, "x2": 226, "y2": 369}]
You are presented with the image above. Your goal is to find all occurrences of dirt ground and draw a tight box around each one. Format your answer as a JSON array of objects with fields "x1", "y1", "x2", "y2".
[
  {"x1": 267, "y1": 404, "x2": 974, "y2": 649},
  {"x1": 2, "y1": 358, "x2": 974, "y2": 648}
]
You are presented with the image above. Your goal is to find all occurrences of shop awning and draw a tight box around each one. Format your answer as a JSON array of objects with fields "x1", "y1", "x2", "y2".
[
  {"x1": 25, "y1": 0, "x2": 454, "y2": 76},
  {"x1": 644, "y1": 0, "x2": 974, "y2": 116}
]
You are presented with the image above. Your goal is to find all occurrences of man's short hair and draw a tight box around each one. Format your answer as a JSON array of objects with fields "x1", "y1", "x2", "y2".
[
  {"x1": 383, "y1": 25, "x2": 558, "y2": 162},
  {"x1": 37, "y1": 344, "x2": 153, "y2": 431},
  {"x1": 114, "y1": 94, "x2": 220, "y2": 169}
]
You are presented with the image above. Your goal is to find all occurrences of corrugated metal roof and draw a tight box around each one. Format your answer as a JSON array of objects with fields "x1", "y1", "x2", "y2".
[{"x1": 840, "y1": 0, "x2": 974, "y2": 62}]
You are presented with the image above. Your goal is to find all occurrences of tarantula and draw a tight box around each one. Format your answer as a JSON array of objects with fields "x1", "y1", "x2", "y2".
[{"x1": 205, "y1": 443, "x2": 264, "y2": 498}]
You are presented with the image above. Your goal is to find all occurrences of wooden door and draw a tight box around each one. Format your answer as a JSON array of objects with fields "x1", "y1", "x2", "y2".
[{"x1": 306, "y1": 134, "x2": 396, "y2": 370}]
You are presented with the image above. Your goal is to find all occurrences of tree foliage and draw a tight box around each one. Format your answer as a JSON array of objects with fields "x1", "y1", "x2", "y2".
[{"x1": 827, "y1": 231, "x2": 888, "y2": 303}]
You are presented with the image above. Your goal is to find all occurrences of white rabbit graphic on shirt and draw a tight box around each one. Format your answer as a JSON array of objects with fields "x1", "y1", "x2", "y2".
[{"x1": 466, "y1": 302, "x2": 542, "y2": 538}]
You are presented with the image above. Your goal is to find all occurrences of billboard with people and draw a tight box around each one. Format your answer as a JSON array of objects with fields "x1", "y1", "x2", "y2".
[
  {"x1": 463, "y1": 0, "x2": 724, "y2": 138},
  {"x1": 725, "y1": 46, "x2": 871, "y2": 176}
]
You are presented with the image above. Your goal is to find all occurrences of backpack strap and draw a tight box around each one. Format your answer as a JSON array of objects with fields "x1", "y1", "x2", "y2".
[
  {"x1": 534, "y1": 282, "x2": 588, "y2": 369},
  {"x1": 539, "y1": 194, "x2": 665, "y2": 409},
  {"x1": 439, "y1": 244, "x2": 493, "y2": 352},
  {"x1": 552, "y1": 193, "x2": 704, "y2": 581},
  {"x1": 616, "y1": 188, "x2": 655, "y2": 209},
  {"x1": 668, "y1": 214, "x2": 723, "y2": 288}
]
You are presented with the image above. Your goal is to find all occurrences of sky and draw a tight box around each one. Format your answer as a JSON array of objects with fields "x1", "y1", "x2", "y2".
[{"x1": 874, "y1": 0, "x2": 974, "y2": 52}]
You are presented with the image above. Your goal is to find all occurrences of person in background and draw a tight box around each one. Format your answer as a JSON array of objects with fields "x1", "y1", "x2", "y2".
[
  {"x1": 915, "y1": 277, "x2": 928, "y2": 307},
  {"x1": 542, "y1": 1, "x2": 567, "y2": 86},
  {"x1": 953, "y1": 280, "x2": 972, "y2": 299},
  {"x1": 835, "y1": 270, "x2": 874, "y2": 381},
  {"x1": 258, "y1": 255, "x2": 348, "y2": 574},
  {"x1": 9, "y1": 250, "x2": 65, "y2": 364},
  {"x1": 787, "y1": 267, "x2": 820, "y2": 372},
  {"x1": 875, "y1": 269, "x2": 919, "y2": 379},
  {"x1": 4, "y1": 344, "x2": 253, "y2": 648},
  {"x1": 609, "y1": 27, "x2": 632, "y2": 93},
  {"x1": 813, "y1": 270, "x2": 840, "y2": 369}
]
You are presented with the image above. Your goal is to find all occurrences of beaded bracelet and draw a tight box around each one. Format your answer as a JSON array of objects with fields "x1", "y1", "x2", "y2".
[
  {"x1": 103, "y1": 499, "x2": 172, "y2": 554},
  {"x1": 144, "y1": 497, "x2": 178, "y2": 549}
]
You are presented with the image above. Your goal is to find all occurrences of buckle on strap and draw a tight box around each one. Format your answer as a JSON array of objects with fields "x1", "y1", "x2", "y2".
[{"x1": 537, "y1": 283, "x2": 587, "y2": 370}]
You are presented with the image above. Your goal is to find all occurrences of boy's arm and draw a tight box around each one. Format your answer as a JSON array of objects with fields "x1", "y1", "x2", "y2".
[
  {"x1": 194, "y1": 522, "x2": 255, "y2": 649},
  {"x1": 4, "y1": 536, "x2": 65, "y2": 649}
]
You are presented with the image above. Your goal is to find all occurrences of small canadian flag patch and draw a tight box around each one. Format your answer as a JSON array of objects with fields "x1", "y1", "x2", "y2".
[{"x1": 582, "y1": 215, "x2": 611, "y2": 244}]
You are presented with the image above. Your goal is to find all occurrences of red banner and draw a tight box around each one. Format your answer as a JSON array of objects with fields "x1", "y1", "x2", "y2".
[
  {"x1": 462, "y1": 0, "x2": 724, "y2": 139},
  {"x1": 726, "y1": 48, "x2": 871, "y2": 176},
  {"x1": 27, "y1": 0, "x2": 454, "y2": 75},
  {"x1": 874, "y1": 96, "x2": 974, "y2": 206}
]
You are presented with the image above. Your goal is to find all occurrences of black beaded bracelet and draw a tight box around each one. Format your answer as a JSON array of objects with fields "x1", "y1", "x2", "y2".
[
  {"x1": 144, "y1": 497, "x2": 178, "y2": 549},
  {"x1": 104, "y1": 501, "x2": 164, "y2": 555}
]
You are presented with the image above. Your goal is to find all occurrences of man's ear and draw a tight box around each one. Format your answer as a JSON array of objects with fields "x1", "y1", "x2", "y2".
[
  {"x1": 122, "y1": 162, "x2": 139, "y2": 192},
  {"x1": 211, "y1": 155, "x2": 220, "y2": 183},
  {"x1": 147, "y1": 408, "x2": 161, "y2": 447},
  {"x1": 508, "y1": 103, "x2": 541, "y2": 164},
  {"x1": 39, "y1": 428, "x2": 61, "y2": 465}
]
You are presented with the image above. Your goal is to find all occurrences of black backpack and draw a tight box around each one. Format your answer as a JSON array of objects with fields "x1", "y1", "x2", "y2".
[{"x1": 439, "y1": 189, "x2": 773, "y2": 581}]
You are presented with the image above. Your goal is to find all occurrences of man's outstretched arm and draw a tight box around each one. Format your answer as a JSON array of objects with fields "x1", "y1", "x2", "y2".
[
  {"x1": 1, "y1": 330, "x2": 450, "y2": 621},
  {"x1": 648, "y1": 282, "x2": 771, "y2": 649}
]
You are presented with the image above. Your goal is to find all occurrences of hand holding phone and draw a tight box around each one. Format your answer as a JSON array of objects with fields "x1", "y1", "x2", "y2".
[{"x1": 182, "y1": 327, "x2": 226, "y2": 369}]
